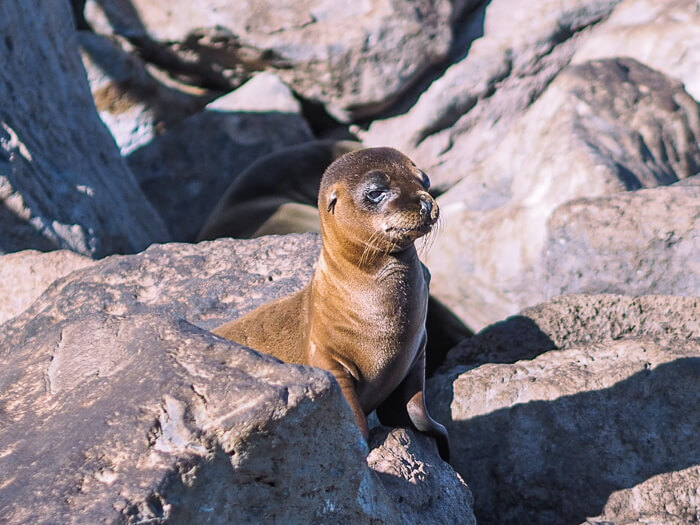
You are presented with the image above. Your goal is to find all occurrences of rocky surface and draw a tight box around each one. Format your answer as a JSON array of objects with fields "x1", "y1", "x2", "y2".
[
  {"x1": 583, "y1": 465, "x2": 700, "y2": 525},
  {"x1": 0, "y1": 236, "x2": 473, "y2": 524},
  {"x1": 442, "y1": 292, "x2": 700, "y2": 367},
  {"x1": 543, "y1": 183, "x2": 700, "y2": 299},
  {"x1": 79, "y1": 30, "x2": 208, "y2": 155},
  {"x1": 0, "y1": 250, "x2": 95, "y2": 326},
  {"x1": 572, "y1": 0, "x2": 700, "y2": 102},
  {"x1": 425, "y1": 58, "x2": 700, "y2": 330},
  {"x1": 362, "y1": 0, "x2": 625, "y2": 191},
  {"x1": 427, "y1": 294, "x2": 700, "y2": 525},
  {"x1": 84, "y1": 0, "x2": 462, "y2": 122},
  {"x1": 0, "y1": 0, "x2": 169, "y2": 257},
  {"x1": 6, "y1": 0, "x2": 700, "y2": 522},
  {"x1": 126, "y1": 75, "x2": 314, "y2": 241},
  {"x1": 368, "y1": 428, "x2": 476, "y2": 525}
]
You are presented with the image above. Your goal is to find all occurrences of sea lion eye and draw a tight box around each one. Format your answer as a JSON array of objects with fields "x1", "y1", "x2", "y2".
[{"x1": 366, "y1": 189, "x2": 387, "y2": 203}]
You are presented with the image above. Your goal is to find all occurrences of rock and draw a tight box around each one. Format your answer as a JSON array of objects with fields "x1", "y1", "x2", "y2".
[
  {"x1": 126, "y1": 77, "x2": 314, "y2": 242},
  {"x1": 79, "y1": 31, "x2": 208, "y2": 155},
  {"x1": 543, "y1": 184, "x2": 700, "y2": 300},
  {"x1": 425, "y1": 58, "x2": 700, "y2": 330},
  {"x1": 572, "y1": 0, "x2": 700, "y2": 102},
  {"x1": 582, "y1": 465, "x2": 700, "y2": 525},
  {"x1": 1, "y1": 235, "x2": 321, "y2": 348},
  {"x1": 428, "y1": 293, "x2": 700, "y2": 524},
  {"x1": 362, "y1": 0, "x2": 623, "y2": 191},
  {"x1": 0, "y1": 0, "x2": 169, "y2": 257},
  {"x1": 0, "y1": 235, "x2": 473, "y2": 523},
  {"x1": 0, "y1": 250, "x2": 96, "y2": 326},
  {"x1": 368, "y1": 427, "x2": 476, "y2": 525},
  {"x1": 84, "y1": 0, "x2": 459, "y2": 122},
  {"x1": 442, "y1": 293, "x2": 700, "y2": 368},
  {"x1": 206, "y1": 71, "x2": 303, "y2": 114}
]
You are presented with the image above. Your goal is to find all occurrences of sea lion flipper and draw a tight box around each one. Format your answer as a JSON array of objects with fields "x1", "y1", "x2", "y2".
[
  {"x1": 312, "y1": 353, "x2": 369, "y2": 440},
  {"x1": 376, "y1": 345, "x2": 451, "y2": 462}
]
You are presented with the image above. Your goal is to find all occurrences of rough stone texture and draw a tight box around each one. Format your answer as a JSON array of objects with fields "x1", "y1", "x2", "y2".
[
  {"x1": 428, "y1": 302, "x2": 700, "y2": 524},
  {"x1": 425, "y1": 58, "x2": 700, "y2": 330},
  {"x1": 362, "y1": 0, "x2": 623, "y2": 191},
  {"x1": 126, "y1": 80, "x2": 314, "y2": 242},
  {"x1": 368, "y1": 427, "x2": 476, "y2": 525},
  {"x1": 79, "y1": 30, "x2": 208, "y2": 155},
  {"x1": 0, "y1": 250, "x2": 96, "y2": 326},
  {"x1": 582, "y1": 465, "x2": 700, "y2": 525},
  {"x1": 442, "y1": 293, "x2": 700, "y2": 368},
  {"x1": 0, "y1": 0, "x2": 169, "y2": 257},
  {"x1": 84, "y1": 0, "x2": 459, "y2": 122},
  {"x1": 0, "y1": 235, "x2": 321, "y2": 349},
  {"x1": 543, "y1": 184, "x2": 700, "y2": 300},
  {"x1": 207, "y1": 71, "x2": 303, "y2": 114},
  {"x1": 0, "y1": 235, "x2": 473, "y2": 523},
  {"x1": 572, "y1": 0, "x2": 700, "y2": 103}
]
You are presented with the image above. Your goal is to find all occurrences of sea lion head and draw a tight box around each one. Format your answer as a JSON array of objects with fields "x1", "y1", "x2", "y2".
[{"x1": 318, "y1": 147, "x2": 439, "y2": 256}]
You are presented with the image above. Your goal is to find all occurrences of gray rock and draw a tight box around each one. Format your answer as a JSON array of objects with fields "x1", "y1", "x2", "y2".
[
  {"x1": 543, "y1": 184, "x2": 700, "y2": 299},
  {"x1": 1, "y1": 235, "x2": 321, "y2": 348},
  {"x1": 368, "y1": 428, "x2": 476, "y2": 525},
  {"x1": 84, "y1": 0, "x2": 460, "y2": 122},
  {"x1": 0, "y1": 0, "x2": 169, "y2": 256},
  {"x1": 0, "y1": 250, "x2": 95, "y2": 326},
  {"x1": 443, "y1": 293, "x2": 700, "y2": 367},
  {"x1": 0, "y1": 236, "x2": 473, "y2": 522},
  {"x1": 79, "y1": 31, "x2": 208, "y2": 155},
  {"x1": 126, "y1": 81, "x2": 314, "y2": 242},
  {"x1": 425, "y1": 59, "x2": 700, "y2": 330},
  {"x1": 582, "y1": 465, "x2": 700, "y2": 525},
  {"x1": 428, "y1": 294, "x2": 700, "y2": 524},
  {"x1": 572, "y1": 0, "x2": 700, "y2": 102},
  {"x1": 362, "y1": 0, "x2": 624, "y2": 191}
]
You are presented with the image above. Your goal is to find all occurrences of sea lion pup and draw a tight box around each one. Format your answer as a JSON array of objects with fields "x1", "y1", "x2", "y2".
[{"x1": 214, "y1": 147, "x2": 450, "y2": 461}]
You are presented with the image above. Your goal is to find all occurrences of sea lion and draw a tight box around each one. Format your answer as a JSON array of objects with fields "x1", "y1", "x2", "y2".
[
  {"x1": 197, "y1": 140, "x2": 363, "y2": 241},
  {"x1": 214, "y1": 147, "x2": 450, "y2": 461},
  {"x1": 199, "y1": 139, "x2": 472, "y2": 373}
]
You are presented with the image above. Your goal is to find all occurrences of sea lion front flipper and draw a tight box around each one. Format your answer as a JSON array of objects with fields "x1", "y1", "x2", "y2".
[
  {"x1": 311, "y1": 353, "x2": 369, "y2": 441},
  {"x1": 376, "y1": 344, "x2": 451, "y2": 462}
]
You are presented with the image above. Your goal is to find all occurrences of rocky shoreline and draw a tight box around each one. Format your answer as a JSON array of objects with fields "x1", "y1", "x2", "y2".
[{"x1": 1, "y1": 0, "x2": 698, "y2": 523}]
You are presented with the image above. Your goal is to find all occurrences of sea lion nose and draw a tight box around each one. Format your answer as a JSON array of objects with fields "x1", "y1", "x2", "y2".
[{"x1": 419, "y1": 194, "x2": 433, "y2": 219}]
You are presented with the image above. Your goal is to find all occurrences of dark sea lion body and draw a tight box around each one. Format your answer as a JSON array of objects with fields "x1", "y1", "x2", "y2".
[
  {"x1": 214, "y1": 147, "x2": 450, "y2": 461},
  {"x1": 198, "y1": 140, "x2": 362, "y2": 240}
]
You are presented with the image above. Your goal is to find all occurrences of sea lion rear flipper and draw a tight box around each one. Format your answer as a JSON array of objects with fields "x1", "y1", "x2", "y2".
[{"x1": 376, "y1": 344, "x2": 451, "y2": 462}]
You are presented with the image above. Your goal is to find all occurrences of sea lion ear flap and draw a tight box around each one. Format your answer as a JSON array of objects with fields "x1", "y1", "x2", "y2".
[{"x1": 327, "y1": 190, "x2": 338, "y2": 214}]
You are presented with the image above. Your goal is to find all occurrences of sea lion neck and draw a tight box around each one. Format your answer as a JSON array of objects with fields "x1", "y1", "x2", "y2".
[{"x1": 317, "y1": 234, "x2": 418, "y2": 277}]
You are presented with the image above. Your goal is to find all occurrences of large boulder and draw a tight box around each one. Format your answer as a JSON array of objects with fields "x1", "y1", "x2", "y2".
[
  {"x1": 362, "y1": 0, "x2": 624, "y2": 191},
  {"x1": 0, "y1": 0, "x2": 169, "y2": 257},
  {"x1": 126, "y1": 74, "x2": 314, "y2": 242},
  {"x1": 0, "y1": 235, "x2": 473, "y2": 523},
  {"x1": 542, "y1": 182, "x2": 700, "y2": 299},
  {"x1": 425, "y1": 58, "x2": 700, "y2": 330},
  {"x1": 572, "y1": 0, "x2": 700, "y2": 102},
  {"x1": 428, "y1": 294, "x2": 700, "y2": 525},
  {"x1": 83, "y1": 0, "x2": 461, "y2": 122}
]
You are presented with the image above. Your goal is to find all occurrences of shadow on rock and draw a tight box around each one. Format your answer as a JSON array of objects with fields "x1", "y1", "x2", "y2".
[
  {"x1": 447, "y1": 357, "x2": 700, "y2": 525},
  {"x1": 441, "y1": 315, "x2": 556, "y2": 370}
]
